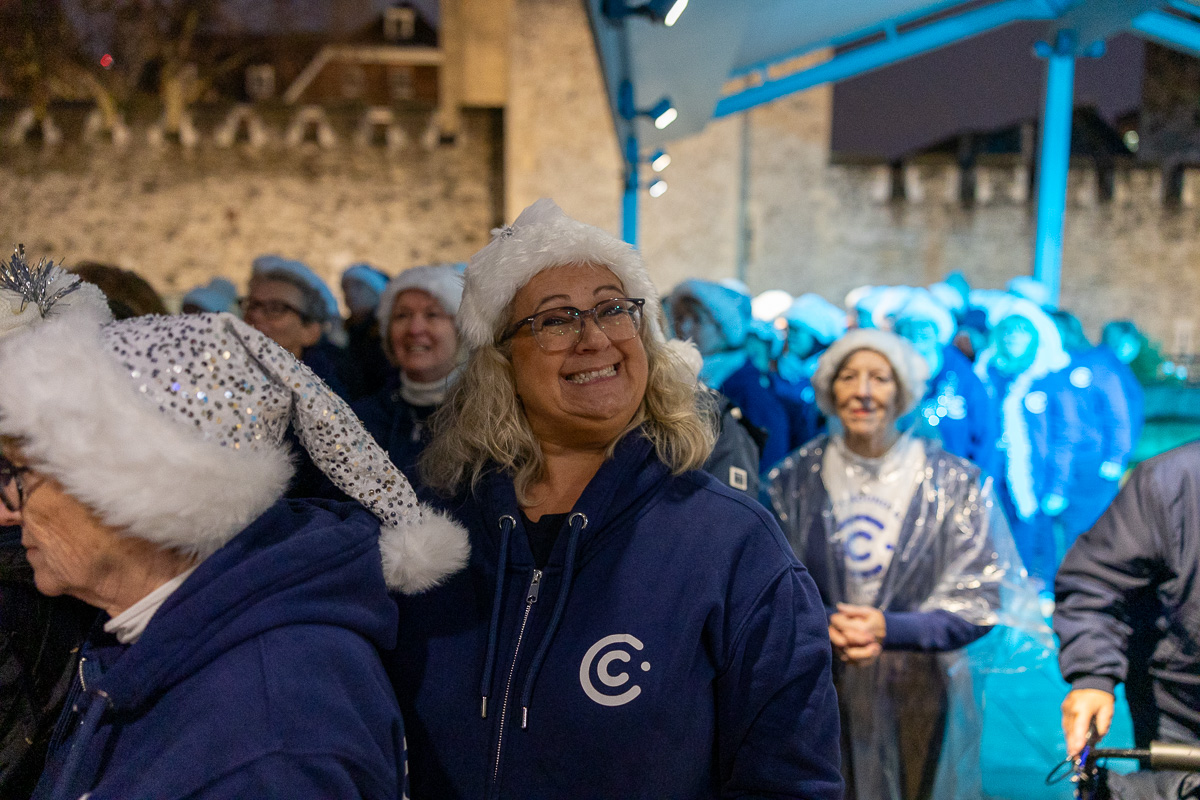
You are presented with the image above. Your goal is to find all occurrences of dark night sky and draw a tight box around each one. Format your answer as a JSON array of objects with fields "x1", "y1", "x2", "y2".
[{"x1": 831, "y1": 21, "x2": 1145, "y2": 160}]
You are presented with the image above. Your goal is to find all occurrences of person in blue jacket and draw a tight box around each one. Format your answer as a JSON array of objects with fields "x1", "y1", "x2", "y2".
[
  {"x1": 974, "y1": 297, "x2": 1077, "y2": 584},
  {"x1": 668, "y1": 279, "x2": 791, "y2": 471},
  {"x1": 354, "y1": 264, "x2": 464, "y2": 482},
  {"x1": 767, "y1": 328, "x2": 1025, "y2": 800},
  {"x1": 389, "y1": 199, "x2": 843, "y2": 800},
  {"x1": 893, "y1": 288, "x2": 997, "y2": 475},
  {"x1": 0, "y1": 297, "x2": 468, "y2": 800},
  {"x1": 1049, "y1": 311, "x2": 1135, "y2": 546}
]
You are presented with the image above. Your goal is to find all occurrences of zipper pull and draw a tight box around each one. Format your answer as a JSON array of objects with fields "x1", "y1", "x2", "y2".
[{"x1": 527, "y1": 569, "x2": 542, "y2": 605}]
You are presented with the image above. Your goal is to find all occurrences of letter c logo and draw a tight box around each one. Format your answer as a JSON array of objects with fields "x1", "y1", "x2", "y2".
[{"x1": 580, "y1": 634, "x2": 649, "y2": 707}]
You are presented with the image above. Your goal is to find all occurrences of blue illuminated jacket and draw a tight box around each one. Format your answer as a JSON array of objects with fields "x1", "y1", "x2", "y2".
[
  {"x1": 912, "y1": 346, "x2": 996, "y2": 475},
  {"x1": 33, "y1": 500, "x2": 406, "y2": 800},
  {"x1": 387, "y1": 432, "x2": 842, "y2": 800}
]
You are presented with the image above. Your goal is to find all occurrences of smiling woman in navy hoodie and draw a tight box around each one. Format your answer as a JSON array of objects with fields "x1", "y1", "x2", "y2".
[
  {"x1": 387, "y1": 199, "x2": 842, "y2": 800},
  {"x1": 0, "y1": 264, "x2": 467, "y2": 800}
]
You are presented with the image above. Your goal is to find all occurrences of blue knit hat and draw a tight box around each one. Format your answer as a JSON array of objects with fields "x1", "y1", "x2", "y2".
[{"x1": 669, "y1": 279, "x2": 751, "y2": 349}]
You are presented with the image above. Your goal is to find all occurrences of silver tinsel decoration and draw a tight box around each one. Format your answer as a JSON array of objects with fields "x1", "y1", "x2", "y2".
[{"x1": 0, "y1": 244, "x2": 81, "y2": 316}]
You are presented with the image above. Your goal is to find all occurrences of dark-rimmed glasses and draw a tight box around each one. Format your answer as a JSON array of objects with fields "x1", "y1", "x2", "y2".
[
  {"x1": 238, "y1": 297, "x2": 312, "y2": 323},
  {"x1": 501, "y1": 298, "x2": 646, "y2": 352},
  {"x1": 0, "y1": 454, "x2": 31, "y2": 514}
]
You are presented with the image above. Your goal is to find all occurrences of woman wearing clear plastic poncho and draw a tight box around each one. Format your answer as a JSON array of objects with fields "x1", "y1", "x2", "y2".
[{"x1": 766, "y1": 327, "x2": 1043, "y2": 800}]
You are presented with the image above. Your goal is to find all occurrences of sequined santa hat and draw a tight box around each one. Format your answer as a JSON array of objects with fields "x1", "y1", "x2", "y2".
[{"x1": 0, "y1": 278, "x2": 468, "y2": 593}]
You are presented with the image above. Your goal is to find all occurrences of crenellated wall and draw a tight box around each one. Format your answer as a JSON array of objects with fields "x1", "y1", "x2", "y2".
[
  {"x1": 0, "y1": 103, "x2": 503, "y2": 304},
  {"x1": 4, "y1": 0, "x2": 1200, "y2": 356}
]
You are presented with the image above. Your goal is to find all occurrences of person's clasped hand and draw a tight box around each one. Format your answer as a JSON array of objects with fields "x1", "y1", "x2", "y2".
[{"x1": 829, "y1": 603, "x2": 886, "y2": 666}]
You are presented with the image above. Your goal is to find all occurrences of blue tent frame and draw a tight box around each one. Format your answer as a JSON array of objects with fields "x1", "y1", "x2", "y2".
[{"x1": 586, "y1": 0, "x2": 1200, "y2": 305}]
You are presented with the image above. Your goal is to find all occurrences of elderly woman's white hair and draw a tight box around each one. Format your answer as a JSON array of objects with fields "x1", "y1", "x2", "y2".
[
  {"x1": 422, "y1": 199, "x2": 714, "y2": 500},
  {"x1": 811, "y1": 328, "x2": 930, "y2": 418}
]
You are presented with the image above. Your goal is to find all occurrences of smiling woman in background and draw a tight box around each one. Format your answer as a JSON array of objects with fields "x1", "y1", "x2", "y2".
[
  {"x1": 354, "y1": 264, "x2": 463, "y2": 482},
  {"x1": 767, "y1": 327, "x2": 1026, "y2": 800},
  {"x1": 386, "y1": 199, "x2": 842, "y2": 800}
]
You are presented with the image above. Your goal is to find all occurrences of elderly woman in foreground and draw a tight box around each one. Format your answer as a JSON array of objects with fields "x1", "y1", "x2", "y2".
[
  {"x1": 766, "y1": 328, "x2": 1026, "y2": 800},
  {"x1": 0, "y1": 253, "x2": 467, "y2": 799},
  {"x1": 386, "y1": 199, "x2": 842, "y2": 799}
]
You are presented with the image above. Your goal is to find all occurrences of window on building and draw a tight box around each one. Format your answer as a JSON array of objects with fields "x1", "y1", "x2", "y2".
[
  {"x1": 389, "y1": 66, "x2": 415, "y2": 101},
  {"x1": 245, "y1": 65, "x2": 276, "y2": 101},
  {"x1": 384, "y1": 7, "x2": 417, "y2": 42}
]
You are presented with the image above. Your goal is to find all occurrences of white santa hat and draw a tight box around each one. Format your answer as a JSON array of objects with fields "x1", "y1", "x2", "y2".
[
  {"x1": 811, "y1": 328, "x2": 930, "y2": 418},
  {"x1": 457, "y1": 199, "x2": 663, "y2": 348},
  {"x1": 0, "y1": 304, "x2": 468, "y2": 594}
]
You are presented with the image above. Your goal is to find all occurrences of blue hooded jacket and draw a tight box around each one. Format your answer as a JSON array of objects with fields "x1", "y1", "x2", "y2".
[
  {"x1": 33, "y1": 499, "x2": 406, "y2": 800},
  {"x1": 387, "y1": 433, "x2": 842, "y2": 800}
]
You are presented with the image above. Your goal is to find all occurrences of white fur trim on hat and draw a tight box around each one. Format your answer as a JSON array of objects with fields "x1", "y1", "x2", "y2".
[
  {"x1": 457, "y1": 199, "x2": 662, "y2": 349},
  {"x1": 0, "y1": 315, "x2": 292, "y2": 558},
  {"x1": 811, "y1": 328, "x2": 930, "y2": 419},
  {"x1": 751, "y1": 290, "x2": 793, "y2": 322},
  {"x1": 375, "y1": 264, "x2": 465, "y2": 336}
]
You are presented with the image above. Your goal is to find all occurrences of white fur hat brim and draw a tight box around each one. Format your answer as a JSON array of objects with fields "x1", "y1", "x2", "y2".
[
  {"x1": 0, "y1": 315, "x2": 292, "y2": 558},
  {"x1": 375, "y1": 264, "x2": 465, "y2": 338},
  {"x1": 812, "y1": 328, "x2": 930, "y2": 418},
  {"x1": 457, "y1": 199, "x2": 662, "y2": 349}
]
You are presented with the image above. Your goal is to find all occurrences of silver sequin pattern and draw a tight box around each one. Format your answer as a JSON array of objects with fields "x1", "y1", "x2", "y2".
[{"x1": 102, "y1": 312, "x2": 423, "y2": 529}]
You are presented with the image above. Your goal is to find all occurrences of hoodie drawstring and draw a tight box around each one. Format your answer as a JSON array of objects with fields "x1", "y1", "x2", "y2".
[
  {"x1": 480, "y1": 515, "x2": 515, "y2": 719},
  {"x1": 518, "y1": 511, "x2": 587, "y2": 729},
  {"x1": 50, "y1": 688, "x2": 111, "y2": 800}
]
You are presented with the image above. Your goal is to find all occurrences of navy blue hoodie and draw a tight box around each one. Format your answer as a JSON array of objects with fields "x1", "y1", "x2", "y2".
[
  {"x1": 388, "y1": 433, "x2": 842, "y2": 799},
  {"x1": 33, "y1": 499, "x2": 406, "y2": 800}
]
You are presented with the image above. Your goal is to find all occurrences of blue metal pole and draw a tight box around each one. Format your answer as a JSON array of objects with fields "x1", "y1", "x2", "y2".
[
  {"x1": 622, "y1": 133, "x2": 639, "y2": 246},
  {"x1": 1132, "y1": 8, "x2": 1200, "y2": 60},
  {"x1": 714, "y1": 0, "x2": 1056, "y2": 119},
  {"x1": 1032, "y1": 30, "x2": 1076, "y2": 307}
]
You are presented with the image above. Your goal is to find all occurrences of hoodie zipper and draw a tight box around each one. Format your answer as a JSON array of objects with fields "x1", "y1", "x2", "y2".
[{"x1": 491, "y1": 569, "x2": 541, "y2": 788}]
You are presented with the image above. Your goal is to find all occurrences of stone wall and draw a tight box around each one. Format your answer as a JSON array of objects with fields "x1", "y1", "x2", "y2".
[
  {"x1": 0, "y1": 104, "x2": 502, "y2": 305},
  {"x1": 4, "y1": 0, "x2": 1199, "y2": 354}
]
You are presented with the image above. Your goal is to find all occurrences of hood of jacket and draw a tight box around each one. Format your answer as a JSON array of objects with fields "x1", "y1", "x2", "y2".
[
  {"x1": 91, "y1": 498, "x2": 397, "y2": 713},
  {"x1": 463, "y1": 431, "x2": 672, "y2": 566}
]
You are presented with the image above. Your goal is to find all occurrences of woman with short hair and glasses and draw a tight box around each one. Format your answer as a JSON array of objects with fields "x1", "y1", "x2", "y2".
[
  {"x1": 385, "y1": 199, "x2": 842, "y2": 799},
  {"x1": 242, "y1": 264, "x2": 352, "y2": 399}
]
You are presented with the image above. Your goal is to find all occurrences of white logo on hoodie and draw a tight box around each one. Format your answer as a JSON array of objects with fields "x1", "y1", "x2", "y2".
[{"x1": 580, "y1": 634, "x2": 650, "y2": 707}]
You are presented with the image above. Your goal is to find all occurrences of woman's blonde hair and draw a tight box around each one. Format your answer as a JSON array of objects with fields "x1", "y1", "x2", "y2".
[{"x1": 420, "y1": 309, "x2": 716, "y2": 503}]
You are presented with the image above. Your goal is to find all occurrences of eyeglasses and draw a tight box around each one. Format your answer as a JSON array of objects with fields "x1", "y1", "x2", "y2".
[
  {"x1": 0, "y1": 455, "x2": 31, "y2": 514},
  {"x1": 501, "y1": 297, "x2": 646, "y2": 352},
  {"x1": 238, "y1": 298, "x2": 311, "y2": 323}
]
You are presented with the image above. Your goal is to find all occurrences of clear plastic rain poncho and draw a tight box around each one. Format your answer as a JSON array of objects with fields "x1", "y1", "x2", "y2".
[{"x1": 766, "y1": 433, "x2": 1050, "y2": 800}]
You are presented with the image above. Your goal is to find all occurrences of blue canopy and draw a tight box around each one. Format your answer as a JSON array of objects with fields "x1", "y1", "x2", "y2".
[{"x1": 587, "y1": 0, "x2": 1200, "y2": 302}]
